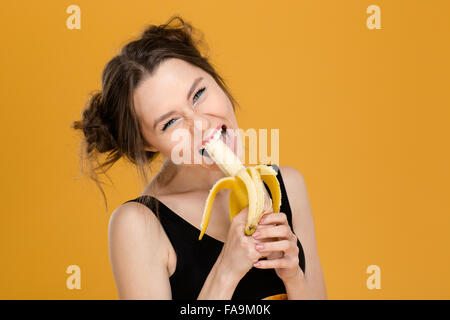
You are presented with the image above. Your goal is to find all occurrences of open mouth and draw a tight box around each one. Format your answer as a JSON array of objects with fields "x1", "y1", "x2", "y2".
[{"x1": 199, "y1": 124, "x2": 227, "y2": 158}]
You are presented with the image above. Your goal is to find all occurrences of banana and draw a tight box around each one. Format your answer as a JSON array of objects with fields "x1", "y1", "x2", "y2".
[
  {"x1": 262, "y1": 293, "x2": 288, "y2": 300},
  {"x1": 198, "y1": 126, "x2": 282, "y2": 240}
]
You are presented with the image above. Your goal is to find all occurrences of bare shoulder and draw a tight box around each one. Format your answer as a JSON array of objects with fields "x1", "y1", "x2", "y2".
[
  {"x1": 277, "y1": 165, "x2": 312, "y2": 237},
  {"x1": 108, "y1": 201, "x2": 163, "y2": 245},
  {"x1": 278, "y1": 165, "x2": 311, "y2": 214},
  {"x1": 278, "y1": 165, "x2": 307, "y2": 197},
  {"x1": 278, "y1": 165, "x2": 328, "y2": 299},
  {"x1": 108, "y1": 201, "x2": 172, "y2": 299}
]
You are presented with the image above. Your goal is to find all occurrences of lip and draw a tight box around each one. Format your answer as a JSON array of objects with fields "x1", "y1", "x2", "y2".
[
  {"x1": 197, "y1": 123, "x2": 227, "y2": 157},
  {"x1": 201, "y1": 124, "x2": 224, "y2": 146}
]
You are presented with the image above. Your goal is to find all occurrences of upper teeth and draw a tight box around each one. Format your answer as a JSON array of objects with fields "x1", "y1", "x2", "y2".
[
  {"x1": 200, "y1": 126, "x2": 226, "y2": 157},
  {"x1": 208, "y1": 126, "x2": 224, "y2": 144},
  {"x1": 216, "y1": 127, "x2": 224, "y2": 139}
]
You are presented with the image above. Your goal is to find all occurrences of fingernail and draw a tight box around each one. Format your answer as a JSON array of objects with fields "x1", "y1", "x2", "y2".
[
  {"x1": 256, "y1": 243, "x2": 264, "y2": 250},
  {"x1": 252, "y1": 231, "x2": 260, "y2": 238},
  {"x1": 258, "y1": 218, "x2": 265, "y2": 224},
  {"x1": 254, "y1": 262, "x2": 261, "y2": 267}
]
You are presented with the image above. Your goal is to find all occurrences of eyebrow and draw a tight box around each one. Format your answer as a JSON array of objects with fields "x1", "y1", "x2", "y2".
[{"x1": 152, "y1": 76, "x2": 204, "y2": 131}]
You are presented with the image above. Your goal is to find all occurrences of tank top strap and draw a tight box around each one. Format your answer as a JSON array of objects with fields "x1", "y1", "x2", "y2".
[
  {"x1": 266, "y1": 164, "x2": 294, "y2": 228},
  {"x1": 123, "y1": 165, "x2": 295, "y2": 236},
  {"x1": 266, "y1": 164, "x2": 306, "y2": 274},
  {"x1": 123, "y1": 195, "x2": 160, "y2": 216},
  {"x1": 123, "y1": 164, "x2": 306, "y2": 276}
]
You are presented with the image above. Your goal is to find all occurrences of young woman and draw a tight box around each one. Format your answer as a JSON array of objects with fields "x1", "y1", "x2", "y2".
[{"x1": 72, "y1": 15, "x2": 327, "y2": 300}]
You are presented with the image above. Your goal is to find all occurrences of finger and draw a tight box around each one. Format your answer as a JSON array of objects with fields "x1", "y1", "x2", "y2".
[
  {"x1": 252, "y1": 224, "x2": 280, "y2": 242},
  {"x1": 254, "y1": 237, "x2": 279, "y2": 244},
  {"x1": 244, "y1": 237, "x2": 269, "y2": 261},
  {"x1": 255, "y1": 239, "x2": 299, "y2": 255},
  {"x1": 252, "y1": 225, "x2": 293, "y2": 240},
  {"x1": 258, "y1": 212, "x2": 288, "y2": 226},
  {"x1": 266, "y1": 251, "x2": 284, "y2": 260},
  {"x1": 253, "y1": 256, "x2": 299, "y2": 269}
]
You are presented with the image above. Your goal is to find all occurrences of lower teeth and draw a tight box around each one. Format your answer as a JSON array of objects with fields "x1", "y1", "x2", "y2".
[{"x1": 200, "y1": 148, "x2": 210, "y2": 158}]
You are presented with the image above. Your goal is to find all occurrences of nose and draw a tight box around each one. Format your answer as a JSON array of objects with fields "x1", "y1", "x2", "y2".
[
  {"x1": 191, "y1": 115, "x2": 210, "y2": 152},
  {"x1": 191, "y1": 114, "x2": 211, "y2": 137}
]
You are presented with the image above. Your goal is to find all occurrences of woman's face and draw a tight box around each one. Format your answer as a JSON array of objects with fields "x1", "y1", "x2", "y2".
[{"x1": 133, "y1": 58, "x2": 241, "y2": 169}]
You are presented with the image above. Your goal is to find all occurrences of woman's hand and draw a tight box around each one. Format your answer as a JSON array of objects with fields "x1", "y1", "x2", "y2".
[
  {"x1": 251, "y1": 212, "x2": 303, "y2": 282},
  {"x1": 218, "y1": 207, "x2": 266, "y2": 283}
]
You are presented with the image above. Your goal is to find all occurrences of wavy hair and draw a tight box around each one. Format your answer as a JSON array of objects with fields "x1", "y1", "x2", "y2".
[{"x1": 72, "y1": 15, "x2": 240, "y2": 216}]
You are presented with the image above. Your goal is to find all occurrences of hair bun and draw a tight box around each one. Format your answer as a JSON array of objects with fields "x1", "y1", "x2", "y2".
[
  {"x1": 79, "y1": 92, "x2": 104, "y2": 131},
  {"x1": 73, "y1": 91, "x2": 117, "y2": 154}
]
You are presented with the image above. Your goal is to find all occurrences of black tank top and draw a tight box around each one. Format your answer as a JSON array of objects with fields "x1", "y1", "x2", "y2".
[{"x1": 123, "y1": 164, "x2": 306, "y2": 299}]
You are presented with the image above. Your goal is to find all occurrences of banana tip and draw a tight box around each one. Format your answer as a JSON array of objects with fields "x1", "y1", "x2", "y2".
[{"x1": 245, "y1": 225, "x2": 257, "y2": 236}]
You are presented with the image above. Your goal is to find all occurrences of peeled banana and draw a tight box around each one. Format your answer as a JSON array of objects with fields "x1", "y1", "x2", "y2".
[{"x1": 198, "y1": 126, "x2": 282, "y2": 240}]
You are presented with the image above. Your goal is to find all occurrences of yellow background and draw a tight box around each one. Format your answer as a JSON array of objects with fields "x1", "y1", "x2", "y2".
[{"x1": 0, "y1": 0, "x2": 449, "y2": 299}]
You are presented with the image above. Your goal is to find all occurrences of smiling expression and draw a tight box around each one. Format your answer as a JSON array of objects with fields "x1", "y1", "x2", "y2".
[{"x1": 133, "y1": 58, "x2": 240, "y2": 167}]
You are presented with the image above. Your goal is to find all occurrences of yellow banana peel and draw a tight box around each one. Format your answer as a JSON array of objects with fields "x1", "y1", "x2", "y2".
[
  {"x1": 198, "y1": 126, "x2": 282, "y2": 240},
  {"x1": 262, "y1": 293, "x2": 288, "y2": 300}
]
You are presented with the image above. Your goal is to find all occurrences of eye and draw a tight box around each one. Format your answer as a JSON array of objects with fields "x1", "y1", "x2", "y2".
[
  {"x1": 162, "y1": 117, "x2": 179, "y2": 132},
  {"x1": 161, "y1": 87, "x2": 206, "y2": 133},
  {"x1": 193, "y1": 87, "x2": 206, "y2": 104}
]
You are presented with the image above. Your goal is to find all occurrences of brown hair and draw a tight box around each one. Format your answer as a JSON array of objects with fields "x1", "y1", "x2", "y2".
[{"x1": 71, "y1": 15, "x2": 240, "y2": 217}]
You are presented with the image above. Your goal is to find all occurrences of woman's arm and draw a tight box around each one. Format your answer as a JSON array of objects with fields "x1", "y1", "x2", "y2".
[
  {"x1": 196, "y1": 251, "x2": 240, "y2": 299},
  {"x1": 199, "y1": 206, "x2": 271, "y2": 300},
  {"x1": 279, "y1": 165, "x2": 328, "y2": 300},
  {"x1": 108, "y1": 202, "x2": 250, "y2": 300},
  {"x1": 108, "y1": 202, "x2": 172, "y2": 299}
]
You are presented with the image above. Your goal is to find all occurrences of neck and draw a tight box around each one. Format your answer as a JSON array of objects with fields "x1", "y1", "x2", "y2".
[{"x1": 149, "y1": 158, "x2": 226, "y2": 196}]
